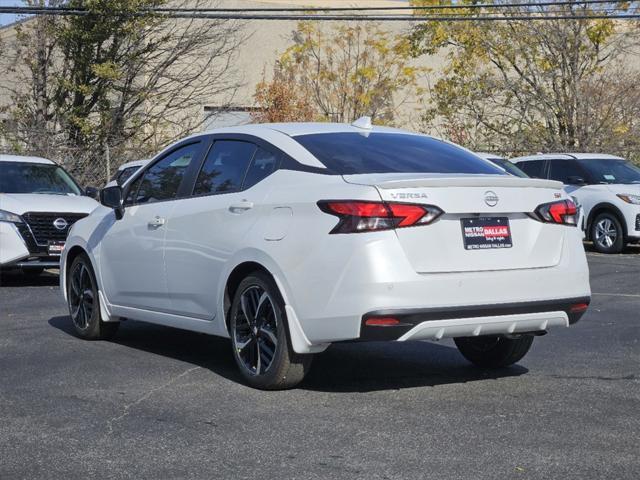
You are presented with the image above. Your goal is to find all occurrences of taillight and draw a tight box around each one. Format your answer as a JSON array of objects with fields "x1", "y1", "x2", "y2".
[
  {"x1": 317, "y1": 200, "x2": 443, "y2": 234},
  {"x1": 534, "y1": 199, "x2": 577, "y2": 226}
]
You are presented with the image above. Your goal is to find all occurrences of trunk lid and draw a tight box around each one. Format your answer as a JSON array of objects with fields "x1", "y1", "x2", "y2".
[{"x1": 344, "y1": 173, "x2": 568, "y2": 273}]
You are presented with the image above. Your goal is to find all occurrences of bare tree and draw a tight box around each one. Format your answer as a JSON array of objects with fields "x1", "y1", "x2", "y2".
[{"x1": 0, "y1": 0, "x2": 245, "y2": 184}]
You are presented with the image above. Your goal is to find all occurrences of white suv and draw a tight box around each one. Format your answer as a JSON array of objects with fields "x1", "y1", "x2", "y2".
[
  {"x1": 513, "y1": 154, "x2": 640, "y2": 254},
  {"x1": 0, "y1": 155, "x2": 99, "y2": 275}
]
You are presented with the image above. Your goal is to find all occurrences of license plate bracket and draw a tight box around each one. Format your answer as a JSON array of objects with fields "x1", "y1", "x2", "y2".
[{"x1": 461, "y1": 217, "x2": 512, "y2": 250}]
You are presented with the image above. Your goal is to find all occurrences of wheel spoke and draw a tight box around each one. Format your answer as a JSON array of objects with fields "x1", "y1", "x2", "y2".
[
  {"x1": 258, "y1": 339, "x2": 275, "y2": 364},
  {"x1": 235, "y1": 336, "x2": 253, "y2": 353},
  {"x1": 240, "y1": 294, "x2": 254, "y2": 325},
  {"x1": 259, "y1": 325, "x2": 277, "y2": 346},
  {"x1": 254, "y1": 340, "x2": 262, "y2": 374}
]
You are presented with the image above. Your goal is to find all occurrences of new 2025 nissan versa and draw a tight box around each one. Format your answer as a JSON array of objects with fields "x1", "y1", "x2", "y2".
[{"x1": 60, "y1": 119, "x2": 591, "y2": 389}]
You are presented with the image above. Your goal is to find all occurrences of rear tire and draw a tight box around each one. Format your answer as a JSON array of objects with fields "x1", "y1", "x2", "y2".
[
  {"x1": 229, "y1": 272, "x2": 312, "y2": 390},
  {"x1": 591, "y1": 212, "x2": 624, "y2": 254},
  {"x1": 454, "y1": 335, "x2": 534, "y2": 368},
  {"x1": 66, "y1": 253, "x2": 119, "y2": 340}
]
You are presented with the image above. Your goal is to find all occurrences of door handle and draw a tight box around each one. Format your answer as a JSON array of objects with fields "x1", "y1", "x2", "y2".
[
  {"x1": 148, "y1": 216, "x2": 166, "y2": 228},
  {"x1": 229, "y1": 201, "x2": 254, "y2": 213}
]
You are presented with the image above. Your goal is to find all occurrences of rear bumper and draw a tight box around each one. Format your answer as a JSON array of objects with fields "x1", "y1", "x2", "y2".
[{"x1": 359, "y1": 297, "x2": 590, "y2": 341}]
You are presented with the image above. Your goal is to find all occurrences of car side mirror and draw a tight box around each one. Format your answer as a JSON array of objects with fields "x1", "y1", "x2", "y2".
[
  {"x1": 85, "y1": 186, "x2": 99, "y2": 199},
  {"x1": 566, "y1": 176, "x2": 586, "y2": 185},
  {"x1": 100, "y1": 186, "x2": 124, "y2": 220}
]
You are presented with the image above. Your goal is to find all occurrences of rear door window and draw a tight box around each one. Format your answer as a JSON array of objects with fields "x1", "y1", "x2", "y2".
[
  {"x1": 516, "y1": 160, "x2": 547, "y2": 179},
  {"x1": 242, "y1": 147, "x2": 279, "y2": 189},
  {"x1": 193, "y1": 140, "x2": 257, "y2": 196},
  {"x1": 548, "y1": 160, "x2": 584, "y2": 184}
]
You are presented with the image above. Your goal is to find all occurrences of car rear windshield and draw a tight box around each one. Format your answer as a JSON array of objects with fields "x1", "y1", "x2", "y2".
[
  {"x1": 578, "y1": 159, "x2": 640, "y2": 185},
  {"x1": 293, "y1": 132, "x2": 504, "y2": 175},
  {"x1": 0, "y1": 162, "x2": 82, "y2": 195}
]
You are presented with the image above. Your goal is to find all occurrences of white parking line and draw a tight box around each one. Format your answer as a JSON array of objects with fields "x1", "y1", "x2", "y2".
[{"x1": 592, "y1": 292, "x2": 640, "y2": 298}]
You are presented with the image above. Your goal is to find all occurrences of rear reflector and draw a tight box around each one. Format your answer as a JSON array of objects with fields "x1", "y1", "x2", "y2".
[
  {"x1": 318, "y1": 200, "x2": 443, "y2": 234},
  {"x1": 570, "y1": 303, "x2": 589, "y2": 313},
  {"x1": 365, "y1": 317, "x2": 401, "y2": 327}
]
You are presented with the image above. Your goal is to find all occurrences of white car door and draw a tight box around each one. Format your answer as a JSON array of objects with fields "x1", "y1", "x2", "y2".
[
  {"x1": 99, "y1": 141, "x2": 205, "y2": 312},
  {"x1": 164, "y1": 140, "x2": 279, "y2": 320}
]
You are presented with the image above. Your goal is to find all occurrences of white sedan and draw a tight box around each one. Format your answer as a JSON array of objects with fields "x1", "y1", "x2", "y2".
[{"x1": 60, "y1": 120, "x2": 591, "y2": 389}]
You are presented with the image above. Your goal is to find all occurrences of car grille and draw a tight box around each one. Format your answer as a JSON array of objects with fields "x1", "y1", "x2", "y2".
[
  {"x1": 21, "y1": 212, "x2": 88, "y2": 246},
  {"x1": 636, "y1": 214, "x2": 640, "y2": 232}
]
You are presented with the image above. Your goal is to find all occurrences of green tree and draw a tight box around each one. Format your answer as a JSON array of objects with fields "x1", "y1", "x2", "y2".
[
  {"x1": 410, "y1": 1, "x2": 640, "y2": 156},
  {"x1": 259, "y1": 21, "x2": 421, "y2": 124}
]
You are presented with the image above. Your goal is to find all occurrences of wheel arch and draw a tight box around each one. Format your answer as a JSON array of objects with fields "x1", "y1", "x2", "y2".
[
  {"x1": 221, "y1": 258, "x2": 324, "y2": 355},
  {"x1": 585, "y1": 202, "x2": 627, "y2": 240}
]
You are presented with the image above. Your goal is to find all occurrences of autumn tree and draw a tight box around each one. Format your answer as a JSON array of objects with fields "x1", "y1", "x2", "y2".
[
  {"x1": 253, "y1": 67, "x2": 314, "y2": 123},
  {"x1": 1, "y1": 0, "x2": 243, "y2": 184},
  {"x1": 255, "y1": 22, "x2": 421, "y2": 124},
  {"x1": 410, "y1": 1, "x2": 640, "y2": 157}
]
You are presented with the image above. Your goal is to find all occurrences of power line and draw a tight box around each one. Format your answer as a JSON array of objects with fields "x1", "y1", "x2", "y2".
[
  {"x1": 0, "y1": 1, "x2": 631, "y2": 13},
  {"x1": 154, "y1": 1, "x2": 634, "y2": 12},
  {"x1": 0, "y1": 6, "x2": 637, "y2": 22}
]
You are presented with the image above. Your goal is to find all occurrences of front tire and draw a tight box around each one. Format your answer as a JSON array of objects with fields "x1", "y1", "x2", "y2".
[
  {"x1": 591, "y1": 212, "x2": 624, "y2": 254},
  {"x1": 66, "y1": 253, "x2": 119, "y2": 340},
  {"x1": 229, "y1": 272, "x2": 312, "y2": 390},
  {"x1": 454, "y1": 335, "x2": 534, "y2": 368}
]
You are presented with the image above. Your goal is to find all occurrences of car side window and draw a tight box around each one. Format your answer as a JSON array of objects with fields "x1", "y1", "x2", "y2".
[
  {"x1": 117, "y1": 166, "x2": 140, "y2": 186},
  {"x1": 193, "y1": 140, "x2": 257, "y2": 196},
  {"x1": 134, "y1": 143, "x2": 201, "y2": 205},
  {"x1": 517, "y1": 160, "x2": 546, "y2": 178},
  {"x1": 548, "y1": 160, "x2": 583, "y2": 184},
  {"x1": 242, "y1": 147, "x2": 279, "y2": 190}
]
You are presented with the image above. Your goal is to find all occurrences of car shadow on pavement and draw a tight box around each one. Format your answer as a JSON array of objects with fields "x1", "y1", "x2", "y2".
[
  {"x1": 0, "y1": 271, "x2": 59, "y2": 287},
  {"x1": 48, "y1": 316, "x2": 528, "y2": 393}
]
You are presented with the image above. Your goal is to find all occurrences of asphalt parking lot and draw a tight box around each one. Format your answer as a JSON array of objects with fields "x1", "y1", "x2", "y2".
[{"x1": 1, "y1": 249, "x2": 638, "y2": 480}]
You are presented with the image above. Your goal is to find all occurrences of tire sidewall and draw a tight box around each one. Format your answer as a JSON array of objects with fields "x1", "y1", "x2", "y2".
[
  {"x1": 67, "y1": 254, "x2": 102, "y2": 339},
  {"x1": 591, "y1": 212, "x2": 624, "y2": 254},
  {"x1": 229, "y1": 273, "x2": 290, "y2": 389}
]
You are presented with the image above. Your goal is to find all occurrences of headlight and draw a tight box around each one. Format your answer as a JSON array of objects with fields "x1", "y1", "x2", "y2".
[
  {"x1": 617, "y1": 194, "x2": 640, "y2": 205},
  {"x1": 0, "y1": 209, "x2": 23, "y2": 223}
]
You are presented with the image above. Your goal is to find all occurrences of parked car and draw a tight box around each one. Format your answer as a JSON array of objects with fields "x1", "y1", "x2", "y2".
[
  {"x1": 0, "y1": 155, "x2": 99, "y2": 276},
  {"x1": 476, "y1": 153, "x2": 529, "y2": 178},
  {"x1": 107, "y1": 159, "x2": 149, "y2": 187},
  {"x1": 61, "y1": 120, "x2": 591, "y2": 389},
  {"x1": 478, "y1": 153, "x2": 585, "y2": 237},
  {"x1": 513, "y1": 153, "x2": 640, "y2": 253}
]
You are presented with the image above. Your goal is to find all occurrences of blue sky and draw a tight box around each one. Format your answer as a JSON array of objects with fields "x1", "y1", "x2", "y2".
[{"x1": 0, "y1": 0, "x2": 23, "y2": 27}]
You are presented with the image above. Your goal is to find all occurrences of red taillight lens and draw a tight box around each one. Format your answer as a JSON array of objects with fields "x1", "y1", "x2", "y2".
[
  {"x1": 318, "y1": 200, "x2": 443, "y2": 234},
  {"x1": 535, "y1": 199, "x2": 577, "y2": 226},
  {"x1": 365, "y1": 317, "x2": 401, "y2": 327}
]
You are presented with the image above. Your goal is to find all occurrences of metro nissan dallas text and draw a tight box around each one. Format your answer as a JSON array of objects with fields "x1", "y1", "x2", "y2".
[{"x1": 60, "y1": 119, "x2": 591, "y2": 389}]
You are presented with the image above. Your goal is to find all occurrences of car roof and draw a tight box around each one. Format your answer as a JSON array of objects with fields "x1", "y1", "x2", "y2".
[
  {"x1": 203, "y1": 122, "x2": 416, "y2": 138},
  {"x1": 512, "y1": 153, "x2": 626, "y2": 162},
  {"x1": 118, "y1": 159, "x2": 149, "y2": 171},
  {"x1": 0, "y1": 154, "x2": 55, "y2": 165},
  {"x1": 475, "y1": 152, "x2": 506, "y2": 161}
]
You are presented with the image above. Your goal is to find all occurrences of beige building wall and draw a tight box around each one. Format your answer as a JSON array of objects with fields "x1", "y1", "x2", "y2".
[{"x1": 0, "y1": 0, "x2": 443, "y2": 142}]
